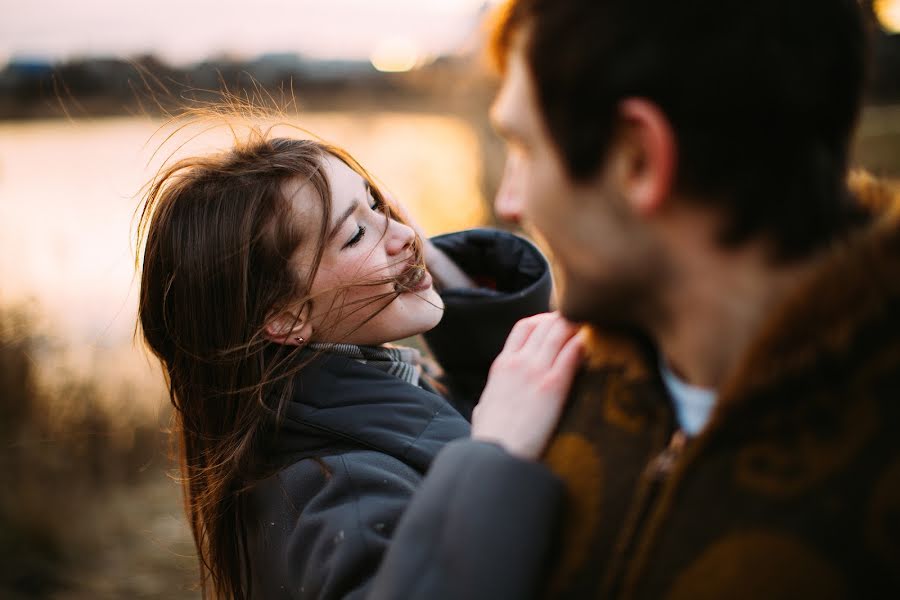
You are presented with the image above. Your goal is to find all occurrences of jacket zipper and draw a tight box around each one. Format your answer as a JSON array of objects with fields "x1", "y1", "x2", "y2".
[{"x1": 605, "y1": 429, "x2": 687, "y2": 599}]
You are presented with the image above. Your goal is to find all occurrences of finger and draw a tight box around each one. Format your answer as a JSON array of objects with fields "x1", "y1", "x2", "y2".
[
  {"x1": 502, "y1": 317, "x2": 540, "y2": 353},
  {"x1": 520, "y1": 312, "x2": 564, "y2": 353},
  {"x1": 503, "y1": 312, "x2": 553, "y2": 353},
  {"x1": 534, "y1": 317, "x2": 580, "y2": 365},
  {"x1": 550, "y1": 329, "x2": 586, "y2": 378}
]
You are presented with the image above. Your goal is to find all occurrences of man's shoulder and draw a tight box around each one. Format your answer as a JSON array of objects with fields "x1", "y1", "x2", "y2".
[
  {"x1": 557, "y1": 326, "x2": 670, "y2": 442},
  {"x1": 580, "y1": 327, "x2": 656, "y2": 381}
]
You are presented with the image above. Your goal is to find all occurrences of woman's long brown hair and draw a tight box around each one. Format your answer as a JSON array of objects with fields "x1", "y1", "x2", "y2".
[{"x1": 136, "y1": 131, "x2": 422, "y2": 599}]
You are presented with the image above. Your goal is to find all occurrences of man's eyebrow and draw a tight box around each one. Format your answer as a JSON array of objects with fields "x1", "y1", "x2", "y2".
[{"x1": 328, "y1": 199, "x2": 359, "y2": 242}]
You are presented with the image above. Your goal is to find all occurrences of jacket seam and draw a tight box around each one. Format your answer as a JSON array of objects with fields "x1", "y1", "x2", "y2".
[
  {"x1": 338, "y1": 454, "x2": 375, "y2": 558},
  {"x1": 401, "y1": 407, "x2": 444, "y2": 463}
]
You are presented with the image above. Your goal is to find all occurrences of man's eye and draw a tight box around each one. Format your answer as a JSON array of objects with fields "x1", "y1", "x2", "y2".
[{"x1": 344, "y1": 225, "x2": 366, "y2": 249}]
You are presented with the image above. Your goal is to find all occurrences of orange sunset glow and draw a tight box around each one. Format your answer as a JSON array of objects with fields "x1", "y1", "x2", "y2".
[
  {"x1": 876, "y1": 0, "x2": 900, "y2": 32},
  {"x1": 0, "y1": 0, "x2": 507, "y2": 65}
]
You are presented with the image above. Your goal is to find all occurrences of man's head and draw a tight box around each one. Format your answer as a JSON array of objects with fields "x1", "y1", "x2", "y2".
[{"x1": 490, "y1": 0, "x2": 870, "y2": 326}]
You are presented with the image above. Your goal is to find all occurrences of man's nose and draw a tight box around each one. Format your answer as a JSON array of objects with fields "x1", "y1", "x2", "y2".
[
  {"x1": 494, "y1": 188, "x2": 522, "y2": 223},
  {"x1": 494, "y1": 154, "x2": 524, "y2": 224}
]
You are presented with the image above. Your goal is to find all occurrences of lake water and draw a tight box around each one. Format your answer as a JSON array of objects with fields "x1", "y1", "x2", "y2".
[{"x1": 0, "y1": 114, "x2": 489, "y2": 403}]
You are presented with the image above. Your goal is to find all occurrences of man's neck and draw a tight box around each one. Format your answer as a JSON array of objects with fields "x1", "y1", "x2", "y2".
[{"x1": 654, "y1": 240, "x2": 822, "y2": 390}]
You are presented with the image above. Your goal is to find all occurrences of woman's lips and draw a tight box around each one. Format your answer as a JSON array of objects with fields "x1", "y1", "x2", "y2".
[
  {"x1": 408, "y1": 268, "x2": 432, "y2": 292},
  {"x1": 395, "y1": 266, "x2": 432, "y2": 293}
]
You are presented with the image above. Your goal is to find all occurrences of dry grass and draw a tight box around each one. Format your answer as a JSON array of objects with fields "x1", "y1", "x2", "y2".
[{"x1": 0, "y1": 307, "x2": 196, "y2": 599}]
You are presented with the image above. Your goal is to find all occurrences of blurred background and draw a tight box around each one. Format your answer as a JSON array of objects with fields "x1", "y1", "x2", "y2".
[{"x1": 1, "y1": 1, "x2": 899, "y2": 597}]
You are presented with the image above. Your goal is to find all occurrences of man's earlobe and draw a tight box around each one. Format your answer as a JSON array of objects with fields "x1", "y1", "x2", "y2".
[{"x1": 617, "y1": 98, "x2": 677, "y2": 217}]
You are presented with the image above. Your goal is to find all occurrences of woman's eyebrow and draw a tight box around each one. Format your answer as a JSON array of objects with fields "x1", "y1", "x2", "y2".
[{"x1": 328, "y1": 199, "x2": 360, "y2": 241}]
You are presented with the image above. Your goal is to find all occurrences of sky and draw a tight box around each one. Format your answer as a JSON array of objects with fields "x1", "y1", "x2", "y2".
[
  {"x1": 0, "y1": 0, "x2": 503, "y2": 65},
  {"x1": 4, "y1": 0, "x2": 899, "y2": 67}
]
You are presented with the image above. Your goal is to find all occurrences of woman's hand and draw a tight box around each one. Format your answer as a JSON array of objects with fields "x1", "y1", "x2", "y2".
[
  {"x1": 389, "y1": 194, "x2": 476, "y2": 291},
  {"x1": 472, "y1": 312, "x2": 584, "y2": 460}
]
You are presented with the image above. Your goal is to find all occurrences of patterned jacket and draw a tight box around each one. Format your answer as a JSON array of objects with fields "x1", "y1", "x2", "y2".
[{"x1": 543, "y1": 174, "x2": 900, "y2": 599}]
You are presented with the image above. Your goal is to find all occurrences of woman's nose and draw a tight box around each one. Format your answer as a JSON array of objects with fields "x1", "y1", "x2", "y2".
[{"x1": 385, "y1": 218, "x2": 416, "y2": 256}]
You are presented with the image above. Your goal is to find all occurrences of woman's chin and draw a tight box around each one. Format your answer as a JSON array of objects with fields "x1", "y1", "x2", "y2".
[
  {"x1": 392, "y1": 287, "x2": 445, "y2": 339},
  {"x1": 421, "y1": 291, "x2": 446, "y2": 331},
  {"x1": 341, "y1": 288, "x2": 444, "y2": 346},
  {"x1": 403, "y1": 287, "x2": 444, "y2": 335}
]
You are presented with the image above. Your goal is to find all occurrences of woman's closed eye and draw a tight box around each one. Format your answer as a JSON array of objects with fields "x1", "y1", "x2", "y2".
[
  {"x1": 342, "y1": 189, "x2": 385, "y2": 249},
  {"x1": 344, "y1": 224, "x2": 366, "y2": 249}
]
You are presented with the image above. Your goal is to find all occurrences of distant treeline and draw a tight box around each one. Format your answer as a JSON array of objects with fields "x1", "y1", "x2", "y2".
[{"x1": 0, "y1": 52, "x2": 481, "y2": 120}]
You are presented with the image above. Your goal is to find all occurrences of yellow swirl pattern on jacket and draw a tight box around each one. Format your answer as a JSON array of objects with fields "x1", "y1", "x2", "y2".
[
  {"x1": 600, "y1": 376, "x2": 650, "y2": 435},
  {"x1": 666, "y1": 532, "x2": 845, "y2": 600},
  {"x1": 582, "y1": 327, "x2": 650, "y2": 380},
  {"x1": 543, "y1": 433, "x2": 603, "y2": 597}
]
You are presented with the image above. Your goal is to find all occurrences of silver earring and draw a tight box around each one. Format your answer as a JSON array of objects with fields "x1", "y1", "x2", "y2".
[{"x1": 295, "y1": 336, "x2": 304, "y2": 343}]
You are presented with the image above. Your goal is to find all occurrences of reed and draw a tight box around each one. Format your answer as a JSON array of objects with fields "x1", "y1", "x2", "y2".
[{"x1": 0, "y1": 306, "x2": 170, "y2": 598}]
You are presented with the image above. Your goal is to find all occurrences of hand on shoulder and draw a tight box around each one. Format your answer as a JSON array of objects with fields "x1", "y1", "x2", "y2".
[{"x1": 472, "y1": 312, "x2": 584, "y2": 460}]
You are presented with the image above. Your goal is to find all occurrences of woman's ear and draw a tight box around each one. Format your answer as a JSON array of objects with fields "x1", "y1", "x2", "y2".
[{"x1": 264, "y1": 302, "x2": 313, "y2": 345}]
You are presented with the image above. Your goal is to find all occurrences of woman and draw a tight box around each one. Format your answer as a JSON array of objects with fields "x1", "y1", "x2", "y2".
[{"x1": 137, "y1": 134, "x2": 582, "y2": 599}]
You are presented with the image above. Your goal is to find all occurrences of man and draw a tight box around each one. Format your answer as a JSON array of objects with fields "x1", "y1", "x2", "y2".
[{"x1": 488, "y1": 0, "x2": 900, "y2": 597}]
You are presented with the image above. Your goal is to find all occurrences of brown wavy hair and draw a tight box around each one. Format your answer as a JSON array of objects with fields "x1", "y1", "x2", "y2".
[{"x1": 136, "y1": 132, "x2": 422, "y2": 599}]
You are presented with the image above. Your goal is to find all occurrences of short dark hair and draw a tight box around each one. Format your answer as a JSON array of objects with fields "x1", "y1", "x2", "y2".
[{"x1": 494, "y1": 0, "x2": 872, "y2": 260}]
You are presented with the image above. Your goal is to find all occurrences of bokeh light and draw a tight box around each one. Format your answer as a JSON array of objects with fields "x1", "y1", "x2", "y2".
[
  {"x1": 370, "y1": 37, "x2": 423, "y2": 73},
  {"x1": 875, "y1": 0, "x2": 900, "y2": 33}
]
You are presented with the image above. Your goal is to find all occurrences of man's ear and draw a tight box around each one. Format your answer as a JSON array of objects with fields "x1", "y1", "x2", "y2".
[
  {"x1": 612, "y1": 98, "x2": 677, "y2": 217},
  {"x1": 264, "y1": 301, "x2": 313, "y2": 346}
]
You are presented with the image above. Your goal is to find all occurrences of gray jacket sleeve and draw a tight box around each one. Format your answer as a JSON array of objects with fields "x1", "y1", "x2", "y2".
[
  {"x1": 368, "y1": 440, "x2": 563, "y2": 600},
  {"x1": 256, "y1": 442, "x2": 563, "y2": 600}
]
